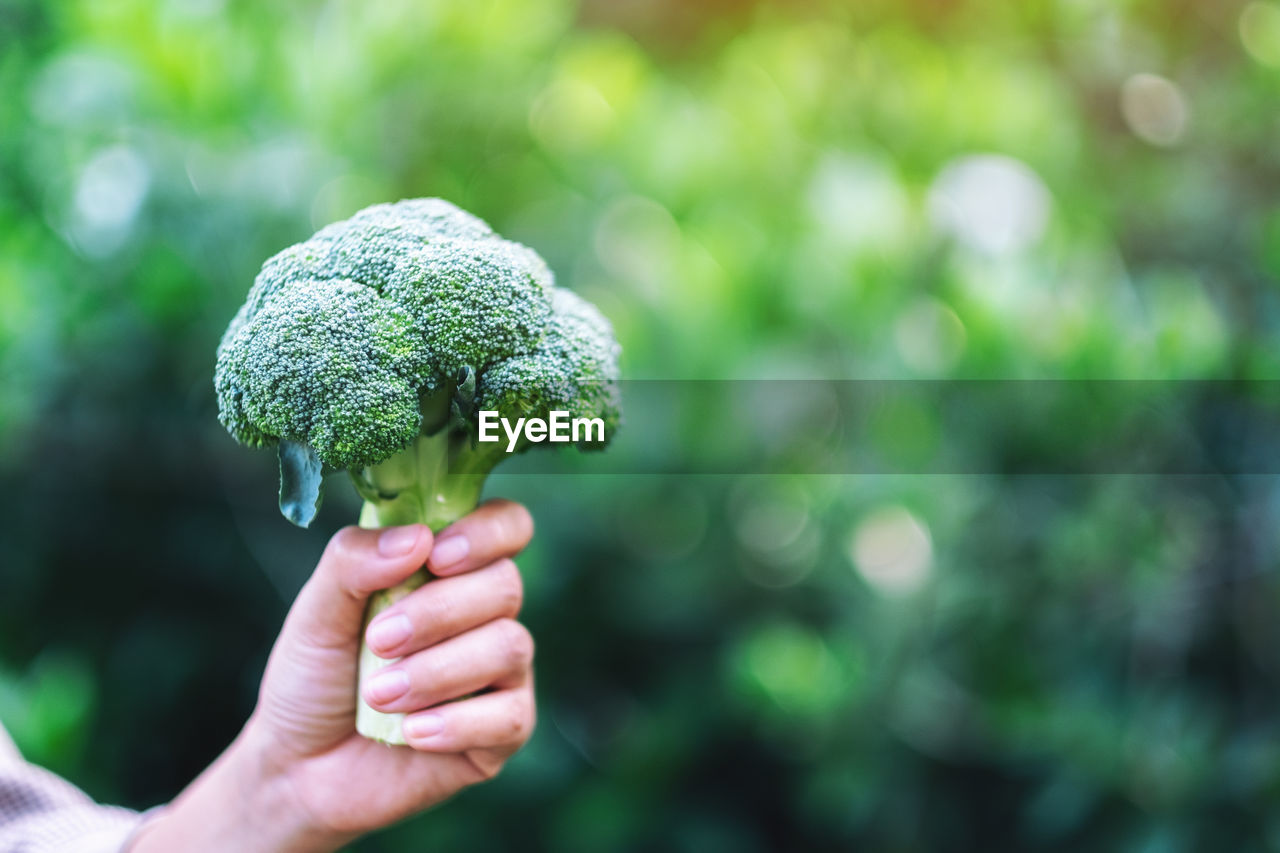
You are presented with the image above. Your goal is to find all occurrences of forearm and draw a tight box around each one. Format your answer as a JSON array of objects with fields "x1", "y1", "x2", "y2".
[{"x1": 127, "y1": 719, "x2": 349, "y2": 853}]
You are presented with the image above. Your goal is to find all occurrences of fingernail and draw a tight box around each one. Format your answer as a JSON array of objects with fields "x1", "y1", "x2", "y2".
[
  {"x1": 404, "y1": 712, "x2": 445, "y2": 741},
  {"x1": 365, "y1": 669, "x2": 410, "y2": 704},
  {"x1": 431, "y1": 535, "x2": 469, "y2": 568},
  {"x1": 368, "y1": 614, "x2": 412, "y2": 651},
  {"x1": 379, "y1": 525, "x2": 420, "y2": 558}
]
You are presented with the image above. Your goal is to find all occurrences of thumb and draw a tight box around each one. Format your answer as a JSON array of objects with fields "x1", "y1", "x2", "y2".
[{"x1": 282, "y1": 524, "x2": 434, "y2": 651}]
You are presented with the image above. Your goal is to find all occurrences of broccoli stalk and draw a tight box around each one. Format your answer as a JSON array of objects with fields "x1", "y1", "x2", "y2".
[
  {"x1": 349, "y1": 376, "x2": 502, "y2": 530},
  {"x1": 346, "y1": 381, "x2": 505, "y2": 742},
  {"x1": 346, "y1": 426, "x2": 477, "y2": 738},
  {"x1": 214, "y1": 199, "x2": 620, "y2": 745},
  {"x1": 352, "y1": 427, "x2": 493, "y2": 528}
]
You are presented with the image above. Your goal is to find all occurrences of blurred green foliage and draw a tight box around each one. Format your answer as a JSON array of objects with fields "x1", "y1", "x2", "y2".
[{"x1": 4, "y1": 0, "x2": 1280, "y2": 849}]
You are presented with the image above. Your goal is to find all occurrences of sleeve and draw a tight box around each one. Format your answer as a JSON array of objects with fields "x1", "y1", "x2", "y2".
[{"x1": 0, "y1": 723, "x2": 151, "y2": 853}]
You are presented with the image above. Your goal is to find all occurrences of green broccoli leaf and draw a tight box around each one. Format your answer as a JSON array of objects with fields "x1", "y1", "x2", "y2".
[{"x1": 278, "y1": 440, "x2": 324, "y2": 527}]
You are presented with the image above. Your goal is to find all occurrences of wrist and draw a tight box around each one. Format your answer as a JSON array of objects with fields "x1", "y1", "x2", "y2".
[{"x1": 129, "y1": 717, "x2": 350, "y2": 853}]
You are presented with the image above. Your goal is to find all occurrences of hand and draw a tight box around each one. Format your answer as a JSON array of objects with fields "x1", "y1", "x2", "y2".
[{"x1": 129, "y1": 499, "x2": 536, "y2": 853}]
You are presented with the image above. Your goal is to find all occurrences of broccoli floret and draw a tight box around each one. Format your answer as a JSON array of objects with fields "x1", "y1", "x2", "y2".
[
  {"x1": 216, "y1": 279, "x2": 429, "y2": 470},
  {"x1": 478, "y1": 288, "x2": 622, "y2": 438},
  {"x1": 214, "y1": 198, "x2": 621, "y2": 743},
  {"x1": 216, "y1": 198, "x2": 557, "y2": 472}
]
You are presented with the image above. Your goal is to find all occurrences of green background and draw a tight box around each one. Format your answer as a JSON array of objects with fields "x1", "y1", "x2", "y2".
[{"x1": 5, "y1": 0, "x2": 1280, "y2": 849}]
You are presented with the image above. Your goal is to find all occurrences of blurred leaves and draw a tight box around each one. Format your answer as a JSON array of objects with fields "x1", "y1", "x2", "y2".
[
  {"x1": 3, "y1": 0, "x2": 1280, "y2": 850},
  {"x1": 0, "y1": 653, "x2": 95, "y2": 774}
]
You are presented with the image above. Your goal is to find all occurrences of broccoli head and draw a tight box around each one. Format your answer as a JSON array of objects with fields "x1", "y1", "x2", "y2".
[{"x1": 215, "y1": 198, "x2": 620, "y2": 526}]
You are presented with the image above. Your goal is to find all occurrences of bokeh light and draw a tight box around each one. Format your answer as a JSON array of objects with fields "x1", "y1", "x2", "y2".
[
  {"x1": 928, "y1": 154, "x2": 1051, "y2": 257},
  {"x1": 1120, "y1": 73, "x2": 1190, "y2": 147},
  {"x1": 849, "y1": 505, "x2": 933, "y2": 597}
]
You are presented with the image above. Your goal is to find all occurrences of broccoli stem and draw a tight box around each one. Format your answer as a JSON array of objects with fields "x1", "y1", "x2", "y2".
[{"x1": 351, "y1": 416, "x2": 505, "y2": 745}]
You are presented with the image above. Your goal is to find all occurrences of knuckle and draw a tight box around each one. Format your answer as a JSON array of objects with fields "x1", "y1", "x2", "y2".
[
  {"x1": 495, "y1": 619, "x2": 534, "y2": 667},
  {"x1": 321, "y1": 526, "x2": 370, "y2": 593},
  {"x1": 418, "y1": 587, "x2": 455, "y2": 632},
  {"x1": 471, "y1": 753, "x2": 506, "y2": 780},
  {"x1": 408, "y1": 650, "x2": 445, "y2": 689},
  {"x1": 508, "y1": 699, "x2": 536, "y2": 743},
  {"x1": 506, "y1": 710, "x2": 528, "y2": 740},
  {"x1": 494, "y1": 560, "x2": 524, "y2": 613},
  {"x1": 325, "y1": 525, "x2": 365, "y2": 566},
  {"x1": 490, "y1": 501, "x2": 534, "y2": 549},
  {"x1": 509, "y1": 503, "x2": 535, "y2": 542}
]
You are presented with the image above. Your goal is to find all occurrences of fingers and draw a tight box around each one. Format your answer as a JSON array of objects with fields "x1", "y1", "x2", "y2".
[
  {"x1": 362, "y1": 618, "x2": 533, "y2": 714},
  {"x1": 286, "y1": 525, "x2": 433, "y2": 649},
  {"x1": 427, "y1": 499, "x2": 534, "y2": 577},
  {"x1": 365, "y1": 558, "x2": 523, "y2": 658},
  {"x1": 324, "y1": 525, "x2": 434, "y2": 596},
  {"x1": 401, "y1": 687, "x2": 536, "y2": 754}
]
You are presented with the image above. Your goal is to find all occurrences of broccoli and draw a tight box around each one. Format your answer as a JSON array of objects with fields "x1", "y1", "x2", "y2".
[{"x1": 215, "y1": 198, "x2": 621, "y2": 744}]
